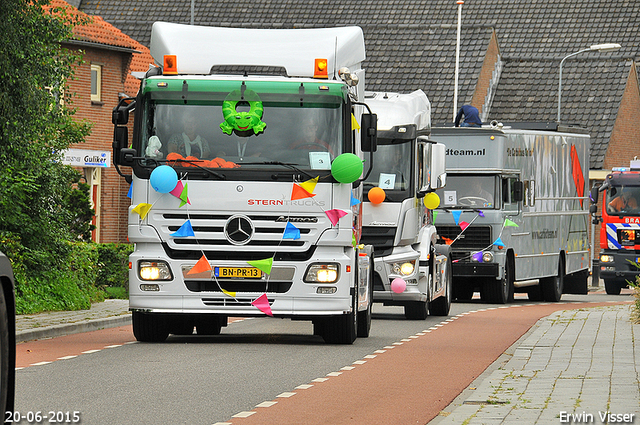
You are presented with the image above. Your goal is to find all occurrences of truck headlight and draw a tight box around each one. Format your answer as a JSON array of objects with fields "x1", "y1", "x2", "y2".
[
  {"x1": 139, "y1": 261, "x2": 173, "y2": 281},
  {"x1": 304, "y1": 264, "x2": 339, "y2": 283},
  {"x1": 471, "y1": 251, "x2": 494, "y2": 263},
  {"x1": 392, "y1": 261, "x2": 415, "y2": 276},
  {"x1": 600, "y1": 254, "x2": 614, "y2": 263}
]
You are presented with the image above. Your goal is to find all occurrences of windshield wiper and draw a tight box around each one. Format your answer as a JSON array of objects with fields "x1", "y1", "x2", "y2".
[
  {"x1": 256, "y1": 161, "x2": 315, "y2": 180},
  {"x1": 168, "y1": 159, "x2": 226, "y2": 180}
]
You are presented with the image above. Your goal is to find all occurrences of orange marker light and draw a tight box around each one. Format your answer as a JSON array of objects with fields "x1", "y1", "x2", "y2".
[
  {"x1": 314, "y1": 58, "x2": 328, "y2": 79},
  {"x1": 163, "y1": 55, "x2": 178, "y2": 75}
]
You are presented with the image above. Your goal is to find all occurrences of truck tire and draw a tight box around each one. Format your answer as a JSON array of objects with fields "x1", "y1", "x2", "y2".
[
  {"x1": 132, "y1": 311, "x2": 170, "y2": 342},
  {"x1": 170, "y1": 315, "x2": 195, "y2": 335},
  {"x1": 0, "y1": 287, "x2": 10, "y2": 417},
  {"x1": 429, "y1": 245, "x2": 452, "y2": 316},
  {"x1": 604, "y1": 279, "x2": 622, "y2": 295},
  {"x1": 483, "y1": 256, "x2": 513, "y2": 304},
  {"x1": 541, "y1": 258, "x2": 564, "y2": 302},
  {"x1": 195, "y1": 314, "x2": 223, "y2": 336},
  {"x1": 404, "y1": 301, "x2": 428, "y2": 320},
  {"x1": 322, "y1": 294, "x2": 357, "y2": 344},
  {"x1": 357, "y1": 251, "x2": 374, "y2": 338},
  {"x1": 563, "y1": 269, "x2": 589, "y2": 294}
]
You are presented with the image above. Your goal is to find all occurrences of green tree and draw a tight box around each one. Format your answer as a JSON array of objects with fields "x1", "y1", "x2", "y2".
[{"x1": 0, "y1": 1, "x2": 94, "y2": 277}]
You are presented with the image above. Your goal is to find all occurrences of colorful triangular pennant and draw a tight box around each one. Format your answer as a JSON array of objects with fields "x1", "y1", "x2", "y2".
[
  {"x1": 472, "y1": 252, "x2": 483, "y2": 262},
  {"x1": 132, "y1": 203, "x2": 152, "y2": 220},
  {"x1": 493, "y1": 237, "x2": 505, "y2": 247},
  {"x1": 251, "y1": 293, "x2": 273, "y2": 316},
  {"x1": 171, "y1": 220, "x2": 195, "y2": 237},
  {"x1": 325, "y1": 209, "x2": 348, "y2": 226},
  {"x1": 178, "y1": 182, "x2": 190, "y2": 207},
  {"x1": 460, "y1": 221, "x2": 469, "y2": 231},
  {"x1": 350, "y1": 193, "x2": 361, "y2": 207},
  {"x1": 283, "y1": 222, "x2": 301, "y2": 240},
  {"x1": 451, "y1": 210, "x2": 462, "y2": 225},
  {"x1": 170, "y1": 180, "x2": 184, "y2": 198},
  {"x1": 478, "y1": 210, "x2": 485, "y2": 217},
  {"x1": 248, "y1": 258, "x2": 273, "y2": 275},
  {"x1": 351, "y1": 113, "x2": 361, "y2": 131},
  {"x1": 187, "y1": 255, "x2": 212, "y2": 275},
  {"x1": 127, "y1": 184, "x2": 132, "y2": 199},
  {"x1": 291, "y1": 183, "x2": 316, "y2": 200},
  {"x1": 222, "y1": 288, "x2": 237, "y2": 298},
  {"x1": 504, "y1": 218, "x2": 519, "y2": 227},
  {"x1": 299, "y1": 177, "x2": 319, "y2": 195}
]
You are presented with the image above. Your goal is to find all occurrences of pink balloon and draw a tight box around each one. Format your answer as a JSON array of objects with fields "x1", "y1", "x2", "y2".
[{"x1": 391, "y1": 277, "x2": 406, "y2": 294}]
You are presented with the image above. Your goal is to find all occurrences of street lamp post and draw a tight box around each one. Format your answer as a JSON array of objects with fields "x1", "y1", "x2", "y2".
[{"x1": 557, "y1": 43, "x2": 621, "y2": 123}]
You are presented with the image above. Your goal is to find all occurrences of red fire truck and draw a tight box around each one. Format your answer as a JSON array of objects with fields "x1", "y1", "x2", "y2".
[{"x1": 590, "y1": 161, "x2": 640, "y2": 294}]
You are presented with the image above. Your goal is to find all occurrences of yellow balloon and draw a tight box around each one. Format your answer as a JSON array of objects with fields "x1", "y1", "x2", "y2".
[{"x1": 423, "y1": 192, "x2": 440, "y2": 209}]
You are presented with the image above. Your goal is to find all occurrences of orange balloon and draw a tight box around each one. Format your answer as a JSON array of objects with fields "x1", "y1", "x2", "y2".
[{"x1": 368, "y1": 187, "x2": 386, "y2": 204}]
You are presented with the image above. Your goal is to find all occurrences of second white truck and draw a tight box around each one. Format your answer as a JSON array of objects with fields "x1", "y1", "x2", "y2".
[{"x1": 360, "y1": 90, "x2": 452, "y2": 319}]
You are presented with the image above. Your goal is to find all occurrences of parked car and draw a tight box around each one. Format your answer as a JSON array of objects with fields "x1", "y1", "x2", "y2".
[{"x1": 0, "y1": 251, "x2": 15, "y2": 418}]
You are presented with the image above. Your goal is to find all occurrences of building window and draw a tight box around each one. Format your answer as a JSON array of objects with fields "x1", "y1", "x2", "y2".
[{"x1": 91, "y1": 64, "x2": 102, "y2": 102}]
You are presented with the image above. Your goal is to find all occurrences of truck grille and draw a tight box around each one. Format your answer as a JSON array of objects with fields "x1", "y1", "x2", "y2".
[
  {"x1": 158, "y1": 213, "x2": 323, "y2": 260},
  {"x1": 360, "y1": 226, "x2": 396, "y2": 257},
  {"x1": 436, "y1": 225, "x2": 492, "y2": 249}
]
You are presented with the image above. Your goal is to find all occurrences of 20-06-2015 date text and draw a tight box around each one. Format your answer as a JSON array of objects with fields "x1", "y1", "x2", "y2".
[{"x1": 5, "y1": 411, "x2": 81, "y2": 423}]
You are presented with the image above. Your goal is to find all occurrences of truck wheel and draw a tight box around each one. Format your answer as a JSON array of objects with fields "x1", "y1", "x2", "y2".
[
  {"x1": 527, "y1": 284, "x2": 544, "y2": 301},
  {"x1": 541, "y1": 258, "x2": 564, "y2": 302},
  {"x1": 404, "y1": 301, "x2": 428, "y2": 320},
  {"x1": 322, "y1": 294, "x2": 357, "y2": 344},
  {"x1": 357, "y1": 252, "x2": 374, "y2": 338},
  {"x1": 169, "y1": 315, "x2": 195, "y2": 335},
  {"x1": 429, "y1": 246, "x2": 452, "y2": 316},
  {"x1": 604, "y1": 279, "x2": 622, "y2": 295},
  {"x1": 195, "y1": 315, "x2": 223, "y2": 336},
  {"x1": 563, "y1": 269, "x2": 589, "y2": 294},
  {"x1": 132, "y1": 311, "x2": 170, "y2": 342},
  {"x1": 483, "y1": 257, "x2": 513, "y2": 304}
]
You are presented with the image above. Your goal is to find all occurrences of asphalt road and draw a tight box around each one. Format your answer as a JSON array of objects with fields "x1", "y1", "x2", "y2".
[{"x1": 13, "y1": 292, "x2": 633, "y2": 425}]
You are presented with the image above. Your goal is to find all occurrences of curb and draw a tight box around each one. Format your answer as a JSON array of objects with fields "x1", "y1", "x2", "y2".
[{"x1": 16, "y1": 314, "x2": 132, "y2": 344}]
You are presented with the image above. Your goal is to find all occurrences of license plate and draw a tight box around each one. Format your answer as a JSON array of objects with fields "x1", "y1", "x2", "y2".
[{"x1": 214, "y1": 267, "x2": 262, "y2": 279}]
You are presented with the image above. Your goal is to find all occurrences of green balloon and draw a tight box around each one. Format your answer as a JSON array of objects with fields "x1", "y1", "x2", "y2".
[{"x1": 331, "y1": 153, "x2": 364, "y2": 184}]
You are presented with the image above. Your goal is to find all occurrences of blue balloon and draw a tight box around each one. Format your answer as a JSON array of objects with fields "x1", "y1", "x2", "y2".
[{"x1": 150, "y1": 165, "x2": 178, "y2": 193}]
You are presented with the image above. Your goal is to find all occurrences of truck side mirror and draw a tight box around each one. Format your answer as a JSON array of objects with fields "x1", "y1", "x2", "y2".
[
  {"x1": 513, "y1": 181, "x2": 524, "y2": 202},
  {"x1": 361, "y1": 113, "x2": 377, "y2": 152},
  {"x1": 589, "y1": 185, "x2": 600, "y2": 204},
  {"x1": 118, "y1": 148, "x2": 136, "y2": 167},
  {"x1": 430, "y1": 142, "x2": 447, "y2": 190},
  {"x1": 113, "y1": 126, "x2": 128, "y2": 151}
]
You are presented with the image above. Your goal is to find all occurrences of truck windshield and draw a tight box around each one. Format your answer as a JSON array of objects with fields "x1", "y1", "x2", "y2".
[
  {"x1": 137, "y1": 79, "x2": 346, "y2": 172},
  {"x1": 436, "y1": 175, "x2": 497, "y2": 209},
  {"x1": 363, "y1": 140, "x2": 413, "y2": 199},
  {"x1": 605, "y1": 185, "x2": 640, "y2": 215}
]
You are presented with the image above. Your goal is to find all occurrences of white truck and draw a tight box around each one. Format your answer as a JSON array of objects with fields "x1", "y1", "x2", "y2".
[
  {"x1": 360, "y1": 91, "x2": 452, "y2": 319},
  {"x1": 431, "y1": 123, "x2": 591, "y2": 303},
  {"x1": 112, "y1": 22, "x2": 378, "y2": 344}
]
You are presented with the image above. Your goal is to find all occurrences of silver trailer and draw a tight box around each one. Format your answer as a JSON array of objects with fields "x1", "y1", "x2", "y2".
[{"x1": 431, "y1": 124, "x2": 590, "y2": 303}]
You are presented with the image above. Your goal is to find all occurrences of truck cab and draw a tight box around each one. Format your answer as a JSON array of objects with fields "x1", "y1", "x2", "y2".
[
  {"x1": 112, "y1": 23, "x2": 377, "y2": 344},
  {"x1": 591, "y1": 163, "x2": 640, "y2": 294},
  {"x1": 360, "y1": 91, "x2": 452, "y2": 319}
]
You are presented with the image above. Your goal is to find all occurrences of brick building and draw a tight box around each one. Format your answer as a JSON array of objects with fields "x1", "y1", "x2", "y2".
[{"x1": 50, "y1": 0, "x2": 153, "y2": 242}]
